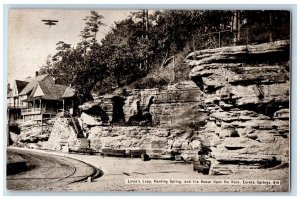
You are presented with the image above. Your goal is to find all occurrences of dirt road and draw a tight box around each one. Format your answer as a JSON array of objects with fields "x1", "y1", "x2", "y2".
[
  {"x1": 6, "y1": 147, "x2": 289, "y2": 192},
  {"x1": 7, "y1": 148, "x2": 98, "y2": 191}
]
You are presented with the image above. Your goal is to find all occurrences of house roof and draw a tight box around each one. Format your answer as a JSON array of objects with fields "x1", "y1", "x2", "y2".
[
  {"x1": 26, "y1": 74, "x2": 49, "y2": 82},
  {"x1": 61, "y1": 87, "x2": 75, "y2": 98},
  {"x1": 19, "y1": 74, "x2": 50, "y2": 96},
  {"x1": 18, "y1": 73, "x2": 76, "y2": 101},
  {"x1": 15, "y1": 80, "x2": 29, "y2": 94},
  {"x1": 38, "y1": 82, "x2": 66, "y2": 100}
]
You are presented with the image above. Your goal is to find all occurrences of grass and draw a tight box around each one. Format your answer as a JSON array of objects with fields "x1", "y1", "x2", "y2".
[{"x1": 128, "y1": 47, "x2": 192, "y2": 90}]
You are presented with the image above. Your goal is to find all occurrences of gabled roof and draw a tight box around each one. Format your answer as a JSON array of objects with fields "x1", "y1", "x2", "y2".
[
  {"x1": 38, "y1": 82, "x2": 66, "y2": 100},
  {"x1": 61, "y1": 87, "x2": 75, "y2": 98},
  {"x1": 26, "y1": 74, "x2": 49, "y2": 82},
  {"x1": 17, "y1": 73, "x2": 76, "y2": 101},
  {"x1": 15, "y1": 80, "x2": 29, "y2": 94},
  {"x1": 19, "y1": 74, "x2": 50, "y2": 96}
]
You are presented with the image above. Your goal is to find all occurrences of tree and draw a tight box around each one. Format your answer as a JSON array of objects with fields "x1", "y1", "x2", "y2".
[
  {"x1": 39, "y1": 41, "x2": 82, "y2": 86},
  {"x1": 78, "y1": 11, "x2": 105, "y2": 53},
  {"x1": 40, "y1": 10, "x2": 290, "y2": 100},
  {"x1": 73, "y1": 11, "x2": 106, "y2": 101}
]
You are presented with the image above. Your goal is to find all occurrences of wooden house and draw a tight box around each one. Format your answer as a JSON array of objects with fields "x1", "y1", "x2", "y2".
[{"x1": 9, "y1": 73, "x2": 77, "y2": 122}]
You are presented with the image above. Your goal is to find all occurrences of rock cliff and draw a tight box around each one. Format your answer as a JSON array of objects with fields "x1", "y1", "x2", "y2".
[
  {"x1": 79, "y1": 81, "x2": 205, "y2": 128},
  {"x1": 12, "y1": 119, "x2": 55, "y2": 149},
  {"x1": 88, "y1": 126, "x2": 203, "y2": 160},
  {"x1": 187, "y1": 40, "x2": 290, "y2": 174},
  {"x1": 43, "y1": 117, "x2": 78, "y2": 151}
]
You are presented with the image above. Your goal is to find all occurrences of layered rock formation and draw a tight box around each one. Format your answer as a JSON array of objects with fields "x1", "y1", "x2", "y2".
[
  {"x1": 43, "y1": 117, "x2": 78, "y2": 151},
  {"x1": 150, "y1": 81, "x2": 205, "y2": 128},
  {"x1": 12, "y1": 119, "x2": 55, "y2": 149},
  {"x1": 88, "y1": 126, "x2": 201, "y2": 159},
  {"x1": 79, "y1": 81, "x2": 205, "y2": 128},
  {"x1": 11, "y1": 40, "x2": 289, "y2": 175},
  {"x1": 187, "y1": 40, "x2": 290, "y2": 174}
]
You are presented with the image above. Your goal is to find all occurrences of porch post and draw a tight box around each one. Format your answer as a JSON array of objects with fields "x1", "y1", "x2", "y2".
[{"x1": 71, "y1": 99, "x2": 74, "y2": 115}]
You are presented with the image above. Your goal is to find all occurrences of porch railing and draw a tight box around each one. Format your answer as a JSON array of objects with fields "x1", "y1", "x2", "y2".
[
  {"x1": 21, "y1": 108, "x2": 59, "y2": 115},
  {"x1": 7, "y1": 103, "x2": 27, "y2": 109}
]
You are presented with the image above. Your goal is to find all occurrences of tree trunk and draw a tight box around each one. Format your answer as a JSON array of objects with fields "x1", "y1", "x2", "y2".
[
  {"x1": 142, "y1": 10, "x2": 145, "y2": 38},
  {"x1": 233, "y1": 10, "x2": 240, "y2": 46},
  {"x1": 269, "y1": 11, "x2": 273, "y2": 42},
  {"x1": 145, "y1": 10, "x2": 149, "y2": 39}
]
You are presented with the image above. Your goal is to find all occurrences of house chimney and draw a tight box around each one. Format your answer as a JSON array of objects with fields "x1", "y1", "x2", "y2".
[{"x1": 35, "y1": 71, "x2": 39, "y2": 77}]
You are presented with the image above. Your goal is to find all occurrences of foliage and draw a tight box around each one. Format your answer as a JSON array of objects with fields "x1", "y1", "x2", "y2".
[{"x1": 39, "y1": 10, "x2": 290, "y2": 101}]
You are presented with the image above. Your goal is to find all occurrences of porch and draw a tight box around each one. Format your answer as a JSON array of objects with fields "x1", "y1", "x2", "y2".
[
  {"x1": 21, "y1": 99, "x2": 63, "y2": 116},
  {"x1": 21, "y1": 108, "x2": 61, "y2": 115}
]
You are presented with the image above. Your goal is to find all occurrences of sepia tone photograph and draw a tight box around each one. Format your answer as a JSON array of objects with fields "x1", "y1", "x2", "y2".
[{"x1": 6, "y1": 8, "x2": 290, "y2": 192}]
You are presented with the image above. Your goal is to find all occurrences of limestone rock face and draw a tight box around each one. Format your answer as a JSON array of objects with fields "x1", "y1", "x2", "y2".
[
  {"x1": 87, "y1": 126, "x2": 202, "y2": 160},
  {"x1": 81, "y1": 81, "x2": 205, "y2": 128},
  {"x1": 123, "y1": 88, "x2": 159, "y2": 122},
  {"x1": 150, "y1": 81, "x2": 206, "y2": 128},
  {"x1": 80, "y1": 112, "x2": 102, "y2": 126},
  {"x1": 79, "y1": 97, "x2": 112, "y2": 124},
  {"x1": 43, "y1": 117, "x2": 78, "y2": 151},
  {"x1": 187, "y1": 40, "x2": 290, "y2": 173},
  {"x1": 13, "y1": 119, "x2": 55, "y2": 148}
]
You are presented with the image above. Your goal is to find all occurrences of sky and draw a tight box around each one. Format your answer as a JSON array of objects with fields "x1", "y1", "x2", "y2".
[{"x1": 8, "y1": 9, "x2": 134, "y2": 85}]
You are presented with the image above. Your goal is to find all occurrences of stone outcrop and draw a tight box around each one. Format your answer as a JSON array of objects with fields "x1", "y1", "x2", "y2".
[
  {"x1": 12, "y1": 119, "x2": 55, "y2": 148},
  {"x1": 79, "y1": 97, "x2": 111, "y2": 124},
  {"x1": 80, "y1": 112, "x2": 103, "y2": 126},
  {"x1": 88, "y1": 126, "x2": 204, "y2": 160},
  {"x1": 187, "y1": 40, "x2": 290, "y2": 173},
  {"x1": 80, "y1": 81, "x2": 205, "y2": 128},
  {"x1": 43, "y1": 117, "x2": 78, "y2": 151},
  {"x1": 150, "y1": 81, "x2": 206, "y2": 128}
]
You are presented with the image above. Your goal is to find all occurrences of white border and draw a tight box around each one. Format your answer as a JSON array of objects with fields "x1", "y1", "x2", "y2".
[{"x1": 1, "y1": 0, "x2": 298, "y2": 200}]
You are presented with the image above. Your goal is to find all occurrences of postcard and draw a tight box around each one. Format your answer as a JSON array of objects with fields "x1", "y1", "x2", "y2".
[{"x1": 6, "y1": 9, "x2": 290, "y2": 192}]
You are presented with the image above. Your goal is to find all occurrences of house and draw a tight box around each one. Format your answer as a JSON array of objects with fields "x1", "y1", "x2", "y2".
[
  {"x1": 12, "y1": 80, "x2": 30, "y2": 109},
  {"x1": 7, "y1": 84, "x2": 14, "y2": 108},
  {"x1": 61, "y1": 86, "x2": 79, "y2": 115},
  {"x1": 9, "y1": 72, "x2": 77, "y2": 122},
  {"x1": 7, "y1": 84, "x2": 21, "y2": 126}
]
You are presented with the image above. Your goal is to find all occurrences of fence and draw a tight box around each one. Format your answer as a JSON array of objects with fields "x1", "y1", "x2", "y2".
[{"x1": 192, "y1": 27, "x2": 290, "y2": 51}]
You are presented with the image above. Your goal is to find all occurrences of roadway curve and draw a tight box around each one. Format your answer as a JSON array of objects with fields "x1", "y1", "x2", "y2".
[{"x1": 7, "y1": 148, "x2": 100, "y2": 191}]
